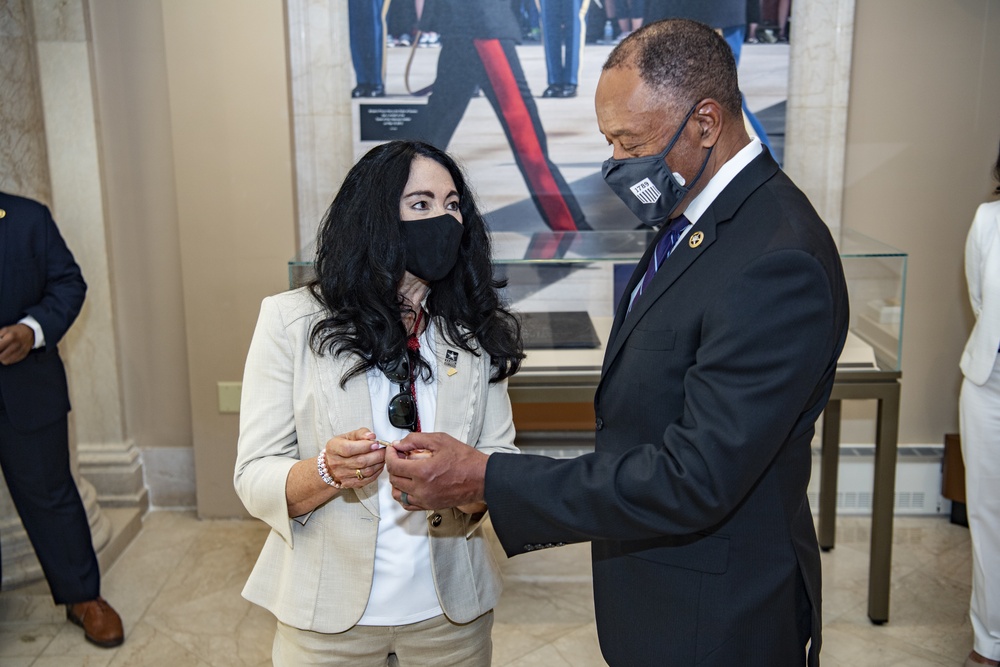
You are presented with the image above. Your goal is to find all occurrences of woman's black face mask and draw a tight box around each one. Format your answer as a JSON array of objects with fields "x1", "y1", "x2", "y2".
[{"x1": 402, "y1": 213, "x2": 464, "y2": 281}]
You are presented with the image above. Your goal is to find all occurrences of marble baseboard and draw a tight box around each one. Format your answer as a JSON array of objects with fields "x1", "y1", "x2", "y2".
[
  {"x1": 140, "y1": 446, "x2": 197, "y2": 509},
  {"x1": 78, "y1": 440, "x2": 149, "y2": 511}
]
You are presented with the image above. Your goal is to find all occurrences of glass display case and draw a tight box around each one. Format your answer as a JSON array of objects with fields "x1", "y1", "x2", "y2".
[
  {"x1": 289, "y1": 241, "x2": 317, "y2": 289},
  {"x1": 288, "y1": 228, "x2": 907, "y2": 373},
  {"x1": 288, "y1": 228, "x2": 907, "y2": 623},
  {"x1": 838, "y1": 229, "x2": 907, "y2": 372}
]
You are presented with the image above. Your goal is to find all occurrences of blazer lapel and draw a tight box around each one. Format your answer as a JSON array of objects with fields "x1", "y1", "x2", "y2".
[
  {"x1": 315, "y1": 348, "x2": 381, "y2": 517},
  {"x1": 431, "y1": 328, "x2": 478, "y2": 444}
]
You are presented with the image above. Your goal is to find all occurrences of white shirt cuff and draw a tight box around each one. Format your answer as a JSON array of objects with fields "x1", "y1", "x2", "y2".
[{"x1": 18, "y1": 316, "x2": 45, "y2": 349}]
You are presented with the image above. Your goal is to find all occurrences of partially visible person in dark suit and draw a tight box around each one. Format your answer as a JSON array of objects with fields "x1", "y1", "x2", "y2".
[
  {"x1": 0, "y1": 191, "x2": 124, "y2": 648},
  {"x1": 387, "y1": 19, "x2": 848, "y2": 666}
]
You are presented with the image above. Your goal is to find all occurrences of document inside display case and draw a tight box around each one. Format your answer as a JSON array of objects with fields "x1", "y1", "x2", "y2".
[{"x1": 516, "y1": 311, "x2": 601, "y2": 350}]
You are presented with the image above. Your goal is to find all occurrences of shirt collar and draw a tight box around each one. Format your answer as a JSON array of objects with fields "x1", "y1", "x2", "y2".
[{"x1": 681, "y1": 137, "x2": 763, "y2": 225}]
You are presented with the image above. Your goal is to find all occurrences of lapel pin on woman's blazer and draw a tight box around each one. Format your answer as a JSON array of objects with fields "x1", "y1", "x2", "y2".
[
  {"x1": 688, "y1": 231, "x2": 704, "y2": 248},
  {"x1": 445, "y1": 349, "x2": 459, "y2": 376}
]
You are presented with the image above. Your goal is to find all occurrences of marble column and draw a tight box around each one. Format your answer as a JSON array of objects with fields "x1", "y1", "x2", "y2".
[
  {"x1": 31, "y1": 0, "x2": 146, "y2": 510},
  {"x1": 0, "y1": 0, "x2": 50, "y2": 199},
  {"x1": 286, "y1": 0, "x2": 354, "y2": 250},
  {"x1": 784, "y1": 0, "x2": 857, "y2": 242}
]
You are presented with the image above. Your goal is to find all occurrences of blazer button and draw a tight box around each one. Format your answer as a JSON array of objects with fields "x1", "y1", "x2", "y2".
[
  {"x1": 595, "y1": 417, "x2": 604, "y2": 431},
  {"x1": 431, "y1": 514, "x2": 442, "y2": 527}
]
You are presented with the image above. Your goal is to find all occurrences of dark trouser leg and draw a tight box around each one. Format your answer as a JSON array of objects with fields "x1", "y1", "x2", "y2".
[
  {"x1": 540, "y1": 0, "x2": 564, "y2": 85},
  {"x1": 0, "y1": 411, "x2": 99, "y2": 604},
  {"x1": 565, "y1": 0, "x2": 586, "y2": 86},
  {"x1": 472, "y1": 38, "x2": 589, "y2": 232},
  {"x1": 348, "y1": 0, "x2": 386, "y2": 87},
  {"x1": 417, "y1": 37, "x2": 481, "y2": 149}
]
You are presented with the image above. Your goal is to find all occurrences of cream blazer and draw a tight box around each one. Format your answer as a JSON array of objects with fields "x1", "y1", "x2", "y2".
[
  {"x1": 234, "y1": 288, "x2": 517, "y2": 633},
  {"x1": 961, "y1": 200, "x2": 1000, "y2": 386}
]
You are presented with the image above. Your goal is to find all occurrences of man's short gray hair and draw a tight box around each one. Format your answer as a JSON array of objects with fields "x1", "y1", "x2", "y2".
[{"x1": 604, "y1": 19, "x2": 743, "y2": 118}]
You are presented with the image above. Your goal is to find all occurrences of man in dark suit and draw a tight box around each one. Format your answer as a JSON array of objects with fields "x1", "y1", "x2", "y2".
[
  {"x1": 386, "y1": 19, "x2": 848, "y2": 666},
  {"x1": 0, "y1": 191, "x2": 124, "y2": 648}
]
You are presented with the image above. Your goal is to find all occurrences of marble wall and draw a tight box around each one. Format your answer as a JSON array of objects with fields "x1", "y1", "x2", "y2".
[
  {"x1": 286, "y1": 0, "x2": 354, "y2": 248},
  {"x1": 0, "y1": 0, "x2": 50, "y2": 200},
  {"x1": 784, "y1": 0, "x2": 856, "y2": 241}
]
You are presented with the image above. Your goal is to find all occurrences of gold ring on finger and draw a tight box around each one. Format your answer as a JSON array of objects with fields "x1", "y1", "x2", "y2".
[{"x1": 355, "y1": 469, "x2": 364, "y2": 480}]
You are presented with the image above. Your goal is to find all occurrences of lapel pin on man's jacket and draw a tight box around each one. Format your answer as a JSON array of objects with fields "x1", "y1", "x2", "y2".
[{"x1": 688, "y1": 231, "x2": 704, "y2": 248}]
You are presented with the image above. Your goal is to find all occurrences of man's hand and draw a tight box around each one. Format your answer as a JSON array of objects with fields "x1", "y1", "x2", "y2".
[
  {"x1": 386, "y1": 432, "x2": 488, "y2": 510},
  {"x1": 0, "y1": 324, "x2": 35, "y2": 365}
]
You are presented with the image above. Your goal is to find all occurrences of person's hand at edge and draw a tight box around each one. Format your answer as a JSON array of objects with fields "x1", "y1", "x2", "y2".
[
  {"x1": 0, "y1": 324, "x2": 34, "y2": 365},
  {"x1": 386, "y1": 431, "x2": 488, "y2": 511}
]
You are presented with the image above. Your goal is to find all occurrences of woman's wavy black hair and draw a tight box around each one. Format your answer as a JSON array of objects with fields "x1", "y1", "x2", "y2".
[{"x1": 308, "y1": 140, "x2": 523, "y2": 386}]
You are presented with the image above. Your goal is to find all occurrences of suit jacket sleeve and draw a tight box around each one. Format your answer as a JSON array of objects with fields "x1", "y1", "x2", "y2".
[
  {"x1": 21, "y1": 203, "x2": 86, "y2": 345},
  {"x1": 966, "y1": 209, "x2": 984, "y2": 319},
  {"x1": 234, "y1": 296, "x2": 300, "y2": 547},
  {"x1": 485, "y1": 249, "x2": 840, "y2": 555}
]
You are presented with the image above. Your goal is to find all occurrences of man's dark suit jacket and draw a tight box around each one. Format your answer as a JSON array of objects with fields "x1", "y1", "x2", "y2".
[
  {"x1": 0, "y1": 192, "x2": 86, "y2": 432},
  {"x1": 485, "y1": 149, "x2": 849, "y2": 666}
]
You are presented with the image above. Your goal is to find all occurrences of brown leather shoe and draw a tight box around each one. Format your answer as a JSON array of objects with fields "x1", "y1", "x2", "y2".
[{"x1": 66, "y1": 596, "x2": 124, "y2": 648}]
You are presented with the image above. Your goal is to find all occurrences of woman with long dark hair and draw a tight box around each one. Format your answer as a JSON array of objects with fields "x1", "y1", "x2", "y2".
[{"x1": 235, "y1": 140, "x2": 522, "y2": 665}]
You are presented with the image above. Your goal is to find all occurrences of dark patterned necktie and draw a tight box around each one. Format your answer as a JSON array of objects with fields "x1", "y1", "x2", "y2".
[{"x1": 632, "y1": 215, "x2": 691, "y2": 309}]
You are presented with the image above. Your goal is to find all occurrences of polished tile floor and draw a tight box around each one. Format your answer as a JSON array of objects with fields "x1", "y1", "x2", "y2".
[{"x1": 0, "y1": 510, "x2": 975, "y2": 666}]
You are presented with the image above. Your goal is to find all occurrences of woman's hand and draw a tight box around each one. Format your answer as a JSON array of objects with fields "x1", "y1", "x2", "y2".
[{"x1": 321, "y1": 428, "x2": 387, "y2": 488}]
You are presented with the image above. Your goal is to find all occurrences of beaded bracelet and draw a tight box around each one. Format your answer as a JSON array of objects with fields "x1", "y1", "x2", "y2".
[{"x1": 316, "y1": 452, "x2": 341, "y2": 488}]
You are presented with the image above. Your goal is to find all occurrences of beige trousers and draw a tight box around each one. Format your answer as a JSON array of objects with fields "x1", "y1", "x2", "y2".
[{"x1": 272, "y1": 611, "x2": 493, "y2": 667}]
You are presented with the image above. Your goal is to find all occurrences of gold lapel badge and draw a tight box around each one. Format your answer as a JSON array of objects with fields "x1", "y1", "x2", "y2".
[
  {"x1": 447, "y1": 368, "x2": 458, "y2": 376},
  {"x1": 0, "y1": 209, "x2": 6, "y2": 219},
  {"x1": 688, "y1": 231, "x2": 704, "y2": 248}
]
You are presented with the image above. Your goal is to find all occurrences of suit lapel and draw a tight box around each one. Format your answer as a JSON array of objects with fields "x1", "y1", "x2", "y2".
[
  {"x1": 603, "y1": 224, "x2": 667, "y2": 364},
  {"x1": 599, "y1": 148, "x2": 780, "y2": 381},
  {"x1": 601, "y1": 217, "x2": 717, "y2": 375}
]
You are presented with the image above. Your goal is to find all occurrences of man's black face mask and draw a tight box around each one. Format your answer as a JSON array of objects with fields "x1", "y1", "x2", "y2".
[{"x1": 601, "y1": 103, "x2": 713, "y2": 226}]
